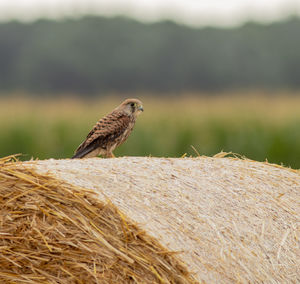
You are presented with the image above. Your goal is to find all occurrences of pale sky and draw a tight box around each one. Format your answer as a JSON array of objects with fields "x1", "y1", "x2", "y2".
[{"x1": 0, "y1": 0, "x2": 299, "y2": 26}]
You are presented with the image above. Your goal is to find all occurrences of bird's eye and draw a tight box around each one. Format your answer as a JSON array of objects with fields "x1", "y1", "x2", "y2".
[{"x1": 130, "y1": 103, "x2": 135, "y2": 107}]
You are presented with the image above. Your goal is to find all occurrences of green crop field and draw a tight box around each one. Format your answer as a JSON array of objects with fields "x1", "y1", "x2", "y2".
[{"x1": 0, "y1": 93, "x2": 299, "y2": 169}]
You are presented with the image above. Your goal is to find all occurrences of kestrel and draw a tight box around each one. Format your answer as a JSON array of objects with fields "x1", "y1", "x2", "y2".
[{"x1": 71, "y1": 98, "x2": 144, "y2": 159}]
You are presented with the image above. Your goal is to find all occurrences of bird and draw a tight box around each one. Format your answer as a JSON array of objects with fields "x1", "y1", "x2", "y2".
[{"x1": 71, "y1": 98, "x2": 144, "y2": 159}]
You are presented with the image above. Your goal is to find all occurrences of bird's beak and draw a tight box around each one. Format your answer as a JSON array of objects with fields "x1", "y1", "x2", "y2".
[{"x1": 138, "y1": 106, "x2": 144, "y2": 112}]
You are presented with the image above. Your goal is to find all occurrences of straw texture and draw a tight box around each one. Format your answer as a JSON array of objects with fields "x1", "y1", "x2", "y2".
[
  {"x1": 0, "y1": 156, "x2": 192, "y2": 283},
  {"x1": 1, "y1": 155, "x2": 299, "y2": 283}
]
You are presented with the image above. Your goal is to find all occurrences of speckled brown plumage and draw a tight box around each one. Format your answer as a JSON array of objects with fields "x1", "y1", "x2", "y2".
[{"x1": 72, "y1": 99, "x2": 143, "y2": 159}]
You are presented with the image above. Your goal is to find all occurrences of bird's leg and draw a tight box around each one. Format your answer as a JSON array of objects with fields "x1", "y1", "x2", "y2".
[{"x1": 105, "y1": 151, "x2": 115, "y2": 158}]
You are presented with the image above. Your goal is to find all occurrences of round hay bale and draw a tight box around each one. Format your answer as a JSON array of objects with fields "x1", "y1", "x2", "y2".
[{"x1": 1, "y1": 155, "x2": 299, "y2": 283}]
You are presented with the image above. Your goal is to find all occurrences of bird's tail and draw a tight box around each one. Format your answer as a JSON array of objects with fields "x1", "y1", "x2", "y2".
[
  {"x1": 71, "y1": 143, "x2": 95, "y2": 159},
  {"x1": 71, "y1": 152, "x2": 83, "y2": 159}
]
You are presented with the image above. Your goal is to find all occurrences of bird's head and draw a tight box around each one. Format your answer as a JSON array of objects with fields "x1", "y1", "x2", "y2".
[{"x1": 118, "y1": 98, "x2": 144, "y2": 117}]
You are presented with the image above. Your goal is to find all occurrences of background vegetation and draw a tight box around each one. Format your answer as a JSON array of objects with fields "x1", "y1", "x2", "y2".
[
  {"x1": 1, "y1": 16, "x2": 300, "y2": 94},
  {"x1": 1, "y1": 94, "x2": 299, "y2": 169},
  {"x1": 0, "y1": 16, "x2": 299, "y2": 168}
]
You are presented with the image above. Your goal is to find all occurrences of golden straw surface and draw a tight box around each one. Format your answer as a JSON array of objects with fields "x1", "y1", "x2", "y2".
[{"x1": 0, "y1": 156, "x2": 193, "y2": 283}]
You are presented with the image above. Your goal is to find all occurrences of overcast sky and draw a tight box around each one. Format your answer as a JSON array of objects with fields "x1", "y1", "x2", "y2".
[{"x1": 0, "y1": 0, "x2": 299, "y2": 26}]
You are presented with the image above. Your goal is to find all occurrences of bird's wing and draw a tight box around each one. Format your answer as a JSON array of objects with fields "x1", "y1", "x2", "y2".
[{"x1": 72, "y1": 112, "x2": 131, "y2": 158}]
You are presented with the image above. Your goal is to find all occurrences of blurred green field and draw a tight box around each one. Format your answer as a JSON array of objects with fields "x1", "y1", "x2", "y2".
[{"x1": 0, "y1": 94, "x2": 299, "y2": 169}]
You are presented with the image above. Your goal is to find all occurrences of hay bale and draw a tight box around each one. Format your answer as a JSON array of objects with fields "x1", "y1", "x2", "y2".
[{"x1": 1, "y1": 156, "x2": 299, "y2": 283}]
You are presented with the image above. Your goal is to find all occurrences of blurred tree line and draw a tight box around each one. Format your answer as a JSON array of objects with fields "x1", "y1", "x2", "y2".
[{"x1": 0, "y1": 16, "x2": 300, "y2": 95}]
